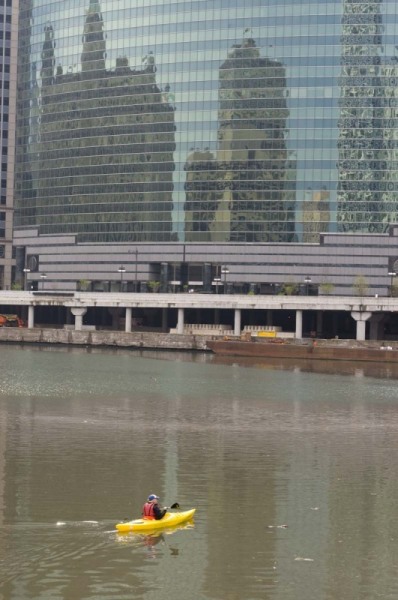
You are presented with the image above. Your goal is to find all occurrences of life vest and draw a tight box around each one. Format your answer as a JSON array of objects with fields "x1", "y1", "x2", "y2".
[{"x1": 142, "y1": 502, "x2": 156, "y2": 519}]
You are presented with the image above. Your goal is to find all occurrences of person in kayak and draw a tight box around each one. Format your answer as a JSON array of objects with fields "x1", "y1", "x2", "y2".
[{"x1": 142, "y1": 494, "x2": 168, "y2": 520}]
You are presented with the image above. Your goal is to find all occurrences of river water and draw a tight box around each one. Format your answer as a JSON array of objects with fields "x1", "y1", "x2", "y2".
[{"x1": 0, "y1": 346, "x2": 397, "y2": 600}]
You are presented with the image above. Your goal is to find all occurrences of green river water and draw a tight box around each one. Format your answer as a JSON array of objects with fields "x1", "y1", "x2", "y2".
[{"x1": 0, "y1": 345, "x2": 397, "y2": 600}]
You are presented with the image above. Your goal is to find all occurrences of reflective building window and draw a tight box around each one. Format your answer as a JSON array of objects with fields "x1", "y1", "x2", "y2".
[{"x1": 14, "y1": 0, "x2": 398, "y2": 244}]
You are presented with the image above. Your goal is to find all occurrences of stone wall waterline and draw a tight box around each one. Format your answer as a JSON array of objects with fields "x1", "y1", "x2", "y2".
[{"x1": 0, "y1": 328, "x2": 212, "y2": 351}]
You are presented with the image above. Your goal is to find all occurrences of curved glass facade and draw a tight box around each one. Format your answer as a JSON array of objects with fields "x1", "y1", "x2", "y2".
[{"x1": 14, "y1": 0, "x2": 398, "y2": 244}]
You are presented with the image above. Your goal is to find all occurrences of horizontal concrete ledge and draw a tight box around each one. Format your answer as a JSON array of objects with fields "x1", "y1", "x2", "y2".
[
  {"x1": 0, "y1": 327, "x2": 213, "y2": 351},
  {"x1": 63, "y1": 324, "x2": 96, "y2": 331}
]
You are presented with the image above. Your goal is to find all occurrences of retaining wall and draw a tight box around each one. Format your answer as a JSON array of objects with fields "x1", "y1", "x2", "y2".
[{"x1": 0, "y1": 328, "x2": 212, "y2": 351}]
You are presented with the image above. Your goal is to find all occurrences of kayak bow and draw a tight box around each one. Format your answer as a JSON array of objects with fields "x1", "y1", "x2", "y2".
[{"x1": 115, "y1": 508, "x2": 196, "y2": 533}]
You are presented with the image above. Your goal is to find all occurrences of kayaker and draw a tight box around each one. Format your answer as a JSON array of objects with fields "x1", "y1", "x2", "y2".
[{"x1": 142, "y1": 494, "x2": 168, "y2": 520}]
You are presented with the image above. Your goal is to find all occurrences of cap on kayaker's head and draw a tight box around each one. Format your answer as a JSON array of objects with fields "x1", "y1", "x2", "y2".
[{"x1": 148, "y1": 494, "x2": 159, "y2": 502}]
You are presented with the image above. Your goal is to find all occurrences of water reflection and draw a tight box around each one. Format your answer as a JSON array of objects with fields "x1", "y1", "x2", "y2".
[
  {"x1": 210, "y1": 353, "x2": 398, "y2": 380},
  {"x1": 116, "y1": 521, "x2": 194, "y2": 559},
  {"x1": 0, "y1": 346, "x2": 398, "y2": 600}
]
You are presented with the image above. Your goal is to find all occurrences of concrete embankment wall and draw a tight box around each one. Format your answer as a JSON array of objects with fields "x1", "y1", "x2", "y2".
[{"x1": 0, "y1": 328, "x2": 213, "y2": 351}]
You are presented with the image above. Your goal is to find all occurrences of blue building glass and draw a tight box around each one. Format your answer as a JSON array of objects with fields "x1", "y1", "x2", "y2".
[{"x1": 14, "y1": 0, "x2": 398, "y2": 245}]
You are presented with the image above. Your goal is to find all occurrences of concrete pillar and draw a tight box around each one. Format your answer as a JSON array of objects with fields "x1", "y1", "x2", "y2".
[
  {"x1": 70, "y1": 307, "x2": 87, "y2": 331},
  {"x1": 28, "y1": 305, "x2": 34, "y2": 329},
  {"x1": 214, "y1": 308, "x2": 220, "y2": 325},
  {"x1": 351, "y1": 311, "x2": 372, "y2": 341},
  {"x1": 266, "y1": 310, "x2": 273, "y2": 326},
  {"x1": 356, "y1": 320, "x2": 366, "y2": 342},
  {"x1": 295, "y1": 309, "x2": 303, "y2": 339},
  {"x1": 162, "y1": 308, "x2": 168, "y2": 332},
  {"x1": 177, "y1": 307, "x2": 184, "y2": 334},
  {"x1": 234, "y1": 308, "x2": 241, "y2": 336},
  {"x1": 125, "y1": 307, "x2": 132, "y2": 333}
]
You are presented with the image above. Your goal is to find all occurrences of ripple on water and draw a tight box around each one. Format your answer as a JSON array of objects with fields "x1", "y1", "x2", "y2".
[{"x1": 0, "y1": 522, "x2": 158, "y2": 599}]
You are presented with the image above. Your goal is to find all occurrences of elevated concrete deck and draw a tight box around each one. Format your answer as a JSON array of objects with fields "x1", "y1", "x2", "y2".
[{"x1": 1, "y1": 290, "x2": 397, "y2": 312}]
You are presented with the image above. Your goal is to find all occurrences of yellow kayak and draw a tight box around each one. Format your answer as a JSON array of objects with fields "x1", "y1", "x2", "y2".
[{"x1": 116, "y1": 508, "x2": 196, "y2": 533}]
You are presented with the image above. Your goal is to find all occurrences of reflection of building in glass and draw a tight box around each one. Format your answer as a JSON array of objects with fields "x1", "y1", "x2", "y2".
[
  {"x1": 81, "y1": 0, "x2": 106, "y2": 76},
  {"x1": 302, "y1": 188, "x2": 330, "y2": 244},
  {"x1": 184, "y1": 38, "x2": 294, "y2": 243},
  {"x1": 337, "y1": 0, "x2": 386, "y2": 233},
  {"x1": 217, "y1": 39, "x2": 294, "y2": 243},
  {"x1": 16, "y1": 0, "x2": 176, "y2": 243},
  {"x1": 184, "y1": 150, "x2": 219, "y2": 242},
  {"x1": 381, "y1": 59, "x2": 398, "y2": 225}
]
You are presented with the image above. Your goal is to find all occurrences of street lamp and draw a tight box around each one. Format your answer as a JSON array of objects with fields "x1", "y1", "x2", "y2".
[
  {"x1": 304, "y1": 276, "x2": 311, "y2": 296},
  {"x1": 221, "y1": 265, "x2": 229, "y2": 293},
  {"x1": 40, "y1": 273, "x2": 47, "y2": 290},
  {"x1": 388, "y1": 271, "x2": 396, "y2": 297},
  {"x1": 118, "y1": 266, "x2": 126, "y2": 290},
  {"x1": 213, "y1": 277, "x2": 221, "y2": 294},
  {"x1": 23, "y1": 268, "x2": 30, "y2": 291}
]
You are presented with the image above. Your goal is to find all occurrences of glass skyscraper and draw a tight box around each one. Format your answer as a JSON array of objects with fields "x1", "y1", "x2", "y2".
[
  {"x1": 12, "y1": 0, "x2": 398, "y2": 292},
  {"x1": 0, "y1": 0, "x2": 16, "y2": 289}
]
